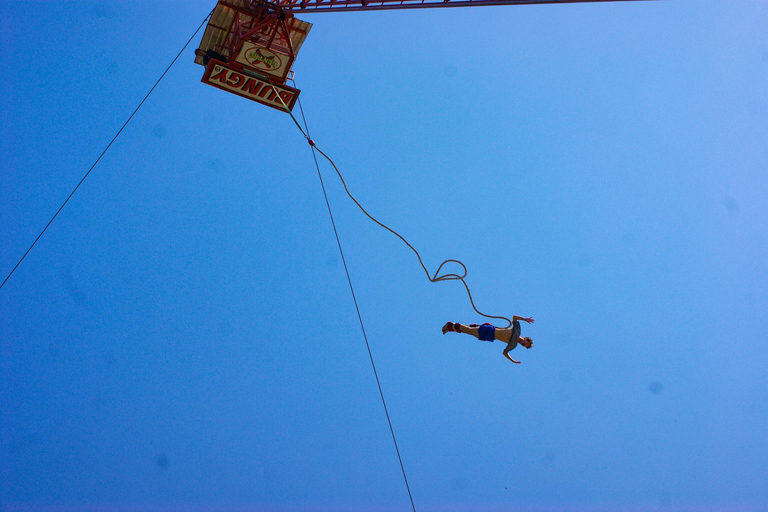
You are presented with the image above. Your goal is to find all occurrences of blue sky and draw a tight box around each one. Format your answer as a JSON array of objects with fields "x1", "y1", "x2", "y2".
[{"x1": 1, "y1": 1, "x2": 767, "y2": 511}]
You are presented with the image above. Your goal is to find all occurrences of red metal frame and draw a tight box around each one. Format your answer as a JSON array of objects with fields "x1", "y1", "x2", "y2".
[
  {"x1": 226, "y1": 5, "x2": 292, "y2": 53},
  {"x1": 221, "y1": 6, "x2": 296, "y2": 81}
]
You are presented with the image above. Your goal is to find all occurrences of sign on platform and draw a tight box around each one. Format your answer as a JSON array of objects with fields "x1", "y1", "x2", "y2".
[
  {"x1": 235, "y1": 41, "x2": 291, "y2": 79},
  {"x1": 201, "y1": 60, "x2": 299, "y2": 112}
]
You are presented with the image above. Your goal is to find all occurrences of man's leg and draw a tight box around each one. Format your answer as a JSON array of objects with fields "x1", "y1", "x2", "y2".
[{"x1": 442, "y1": 322, "x2": 480, "y2": 338}]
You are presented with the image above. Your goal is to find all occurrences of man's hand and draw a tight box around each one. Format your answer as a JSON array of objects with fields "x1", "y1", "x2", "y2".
[{"x1": 524, "y1": 317, "x2": 535, "y2": 324}]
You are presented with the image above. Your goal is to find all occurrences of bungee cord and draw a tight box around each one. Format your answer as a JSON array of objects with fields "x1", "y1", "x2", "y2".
[
  {"x1": 309, "y1": 142, "x2": 512, "y2": 328},
  {"x1": 272, "y1": 83, "x2": 513, "y2": 329}
]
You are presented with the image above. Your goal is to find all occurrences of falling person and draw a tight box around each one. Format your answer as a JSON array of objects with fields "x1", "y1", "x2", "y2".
[{"x1": 442, "y1": 316, "x2": 535, "y2": 364}]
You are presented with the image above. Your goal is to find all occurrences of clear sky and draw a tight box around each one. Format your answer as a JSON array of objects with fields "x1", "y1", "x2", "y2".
[{"x1": 1, "y1": 1, "x2": 767, "y2": 511}]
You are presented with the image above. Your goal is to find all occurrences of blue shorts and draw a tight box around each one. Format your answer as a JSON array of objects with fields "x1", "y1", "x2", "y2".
[{"x1": 478, "y1": 323, "x2": 495, "y2": 342}]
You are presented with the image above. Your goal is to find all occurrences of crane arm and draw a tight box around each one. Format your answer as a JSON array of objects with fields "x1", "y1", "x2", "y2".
[{"x1": 280, "y1": 0, "x2": 655, "y2": 14}]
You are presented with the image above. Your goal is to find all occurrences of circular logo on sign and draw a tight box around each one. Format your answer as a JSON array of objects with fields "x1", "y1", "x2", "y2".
[{"x1": 245, "y1": 48, "x2": 282, "y2": 71}]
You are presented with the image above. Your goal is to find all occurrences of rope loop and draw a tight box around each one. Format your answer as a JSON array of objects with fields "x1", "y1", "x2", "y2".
[{"x1": 430, "y1": 259, "x2": 468, "y2": 282}]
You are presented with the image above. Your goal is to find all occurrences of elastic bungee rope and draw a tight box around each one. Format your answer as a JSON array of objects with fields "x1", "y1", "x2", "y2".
[{"x1": 270, "y1": 82, "x2": 512, "y2": 329}]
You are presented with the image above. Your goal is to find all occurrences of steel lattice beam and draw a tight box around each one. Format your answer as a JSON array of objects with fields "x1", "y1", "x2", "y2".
[{"x1": 276, "y1": 0, "x2": 654, "y2": 14}]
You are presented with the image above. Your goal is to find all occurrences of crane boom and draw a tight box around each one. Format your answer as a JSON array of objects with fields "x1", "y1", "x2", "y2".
[
  {"x1": 285, "y1": 0, "x2": 654, "y2": 14},
  {"x1": 196, "y1": 0, "x2": 656, "y2": 111}
]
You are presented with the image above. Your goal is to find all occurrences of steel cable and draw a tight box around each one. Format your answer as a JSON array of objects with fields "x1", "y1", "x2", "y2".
[{"x1": 0, "y1": 9, "x2": 214, "y2": 291}]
